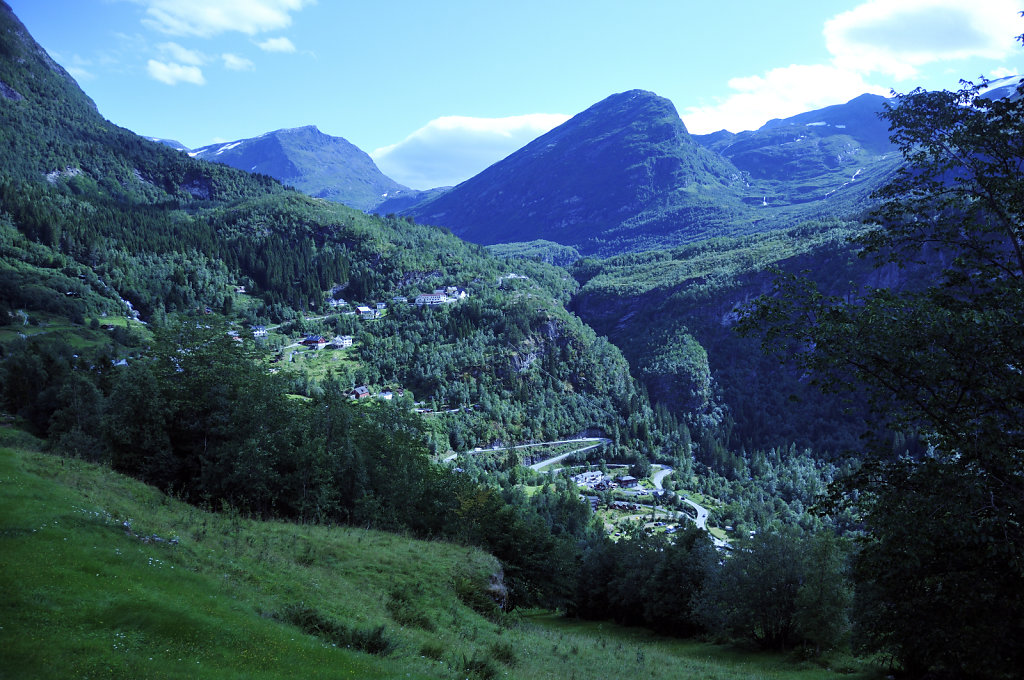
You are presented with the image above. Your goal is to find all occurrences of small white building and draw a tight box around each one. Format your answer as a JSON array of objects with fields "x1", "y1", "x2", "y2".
[
  {"x1": 356, "y1": 305, "x2": 380, "y2": 319},
  {"x1": 332, "y1": 335, "x2": 353, "y2": 348}
]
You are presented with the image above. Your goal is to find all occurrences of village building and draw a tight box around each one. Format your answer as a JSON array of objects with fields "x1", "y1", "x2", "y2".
[
  {"x1": 331, "y1": 335, "x2": 353, "y2": 348},
  {"x1": 251, "y1": 325, "x2": 267, "y2": 338},
  {"x1": 300, "y1": 334, "x2": 328, "y2": 350},
  {"x1": 356, "y1": 305, "x2": 381, "y2": 319},
  {"x1": 352, "y1": 385, "x2": 371, "y2": 399},
  {"x1": 414, "y1": 292, "x2": 447, "y2": 306}
]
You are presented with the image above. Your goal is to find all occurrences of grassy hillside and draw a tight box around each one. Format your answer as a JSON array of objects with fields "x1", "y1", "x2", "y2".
[{"x1": 0, "y1": 429, "x2": 882, "y2": 680}]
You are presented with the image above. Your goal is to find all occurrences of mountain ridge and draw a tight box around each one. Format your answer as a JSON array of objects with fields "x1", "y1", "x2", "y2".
[
  {"x1": 191, "y1": 124, "x2": 413, "y2": 211},
  {"x1": 384, "y1": 89, "x2": 750, "y2": 255}
]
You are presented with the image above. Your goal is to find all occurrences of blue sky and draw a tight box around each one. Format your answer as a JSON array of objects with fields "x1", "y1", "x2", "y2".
[{"x1": 9, "y1": 0, "x2": 1024, "y2": 189}]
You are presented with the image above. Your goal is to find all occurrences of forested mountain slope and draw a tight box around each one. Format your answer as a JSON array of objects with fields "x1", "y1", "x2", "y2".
[
  {"x1": 392, "y1": 90, "x2": 752, "y2": 255},
  {"x1": 0, "y1": 0, "x2": 678, "y2": 467}
]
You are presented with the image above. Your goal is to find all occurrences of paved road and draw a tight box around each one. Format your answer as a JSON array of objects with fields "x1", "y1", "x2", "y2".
[
  {"x1": 634, "y1": 464, "x2": 727, "y2": 547},
  {"x1": 651, "y1": 464, "x2": 673, "y2": 490},
  {"x1": 443, "y1": 437, "x2": 610, "y2": 464},
  {"x1": 529, "y1": 439, "x2": 610, "y2": 471}
]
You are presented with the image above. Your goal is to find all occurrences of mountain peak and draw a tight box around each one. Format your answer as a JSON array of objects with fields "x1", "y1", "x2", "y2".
[
  {"x1": 192, "y1": 126, "x2": 407, "y2": 211},
  {"x1": 401, "y1": 89, "x2": 745, "y2": 254}
]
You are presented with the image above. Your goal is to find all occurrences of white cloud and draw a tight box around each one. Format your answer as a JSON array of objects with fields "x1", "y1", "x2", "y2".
[
  {"x1": 681, "y1": 0, "x2": 1023, "y2": 134},
  {"x1": 139, "y1": 0, "x2": 313, "y2": 38},
  {"x1": 990, "y1": 66, "x2": 1019, "y2": 79},
  {"x1": 683, "y1": 64, "x2": 890, "y2": 134},
  {"x1": 147, "y1": 59, "x2": 206, "y2": 85},
  {"x1": 824, "y1": 0, "x2": 1021, "y2": 79},
  {"x1": 372, "y1": 113, "x2": 570, "y2": 189},
  {"x1": 222, "y1": 53, "x2": 255, "y2": 70},
  {"x1": 157, "y1": 41, "x2": 205, "y2": 65},
  {"x1": 257, "y1": 37, "x2": 296, "y2": 53}
]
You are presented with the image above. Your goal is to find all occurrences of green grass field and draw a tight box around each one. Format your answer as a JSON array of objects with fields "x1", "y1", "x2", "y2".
[{"x1": 0, "y1": 428, "x2": 883, "y2": 680}]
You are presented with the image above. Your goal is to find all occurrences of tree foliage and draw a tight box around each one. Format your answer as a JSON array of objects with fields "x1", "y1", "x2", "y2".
[{"x1": 739, "y1": 77, "x2": 1024, "y2": 679}]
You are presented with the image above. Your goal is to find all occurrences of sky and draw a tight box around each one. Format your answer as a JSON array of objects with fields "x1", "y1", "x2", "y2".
[{"x1": 9, "y1": 0, "x2": 1024, "y2": 189}]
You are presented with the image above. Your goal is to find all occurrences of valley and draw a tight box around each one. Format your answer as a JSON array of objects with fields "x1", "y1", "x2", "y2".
[{"x1": 1, "y1": 2, "x2": 1023, "y2": 679}]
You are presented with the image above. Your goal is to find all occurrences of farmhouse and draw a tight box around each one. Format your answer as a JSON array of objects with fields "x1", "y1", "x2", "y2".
[
  {"x1": 331, "y1": 335, "x2": 353, "y2": 348},
  {"x1": 300, "y1": 334, "x2": 327, "y2": 349}
]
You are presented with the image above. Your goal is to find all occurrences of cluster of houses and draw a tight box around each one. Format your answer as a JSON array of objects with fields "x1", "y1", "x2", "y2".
[
  {"x1": 413, "y1": 287, "x2": 469, "y2": 306},
  {"x1": 299, "y1": 334, "x2": 353, "y2": 350},
  {"x1": 572, "y1": 471, "x2": 640, "y2": 491},
  {"x1": 351, "y1": 385, "x2": 404, "y2": 401},
  {"x1": 324, "y1": 287, "x2": 468, "y2": 314}
]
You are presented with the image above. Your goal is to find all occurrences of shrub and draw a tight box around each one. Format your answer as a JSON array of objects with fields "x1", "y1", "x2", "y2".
[{"x1": 276, "y1": 603, "x2": 396, "y2": 656}]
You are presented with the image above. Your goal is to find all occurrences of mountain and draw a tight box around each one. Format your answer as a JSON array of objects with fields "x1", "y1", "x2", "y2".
[
  {"x1": 389, "y1": 90, "x2": 752, "y2": 255},
  {"x1": 384, "y1": 90, "x2": 904, "y2": 256},
  {"x1": 0, "y1": 0, "x2": 677, "y2": 471},
  {"x1": 191, "y1": 125, "x2": 413, "y2": 211},
  {"x1": 147, "y1": 136, "x2": 190, "y2": 152},
  {"x1": 692, "y1": 93, "x2": 900, "y2": 211}
]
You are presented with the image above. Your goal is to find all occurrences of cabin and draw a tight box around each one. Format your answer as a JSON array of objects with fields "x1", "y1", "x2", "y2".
[
  {"x1": 352, "y1": 386, "x2": 371, "y2": 399},
  {"x1": 615, "y1": 475, "x2": 639, "y2": 488}
]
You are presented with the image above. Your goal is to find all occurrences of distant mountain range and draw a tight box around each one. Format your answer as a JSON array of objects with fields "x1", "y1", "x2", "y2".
[
  {"x1": 380, "y1": 89, "x2": 903, "y2": 254},
  {"x1": 188, "y1": 125, "x2": 415, "y2": 212},
  {"x1": 152, "y1": 89, "x2": 903, "y2": 254}
]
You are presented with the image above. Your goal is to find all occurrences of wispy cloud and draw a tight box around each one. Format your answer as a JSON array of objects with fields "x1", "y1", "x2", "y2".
[
  {"x1": 139, "y1": 0, "x2": 313, "y2": 38},
  {"x1": 257, "y1": 37, "x2": 296, "y2": 53},
  {"x1": 221, "y1": 53, "x2": 255, "y2": 70},
  {"x1": 683, "y1": 65, "x2": 889, "y2": 134},
  {"x1": 157, "y1": 41, "x2": 205, "y2": 65},
  {"x1": 147, "y1": 59, "x2": 206, "y2": 85},
  {"x1": 372, "y1": 114, "x2": 569, "y2": 190},
  {"x1": 55, "y1": 53, "x2": 96, "y2": 81},
  {"x1": 682, "y1": 0, "x2": 1023, "y2": 134}
]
